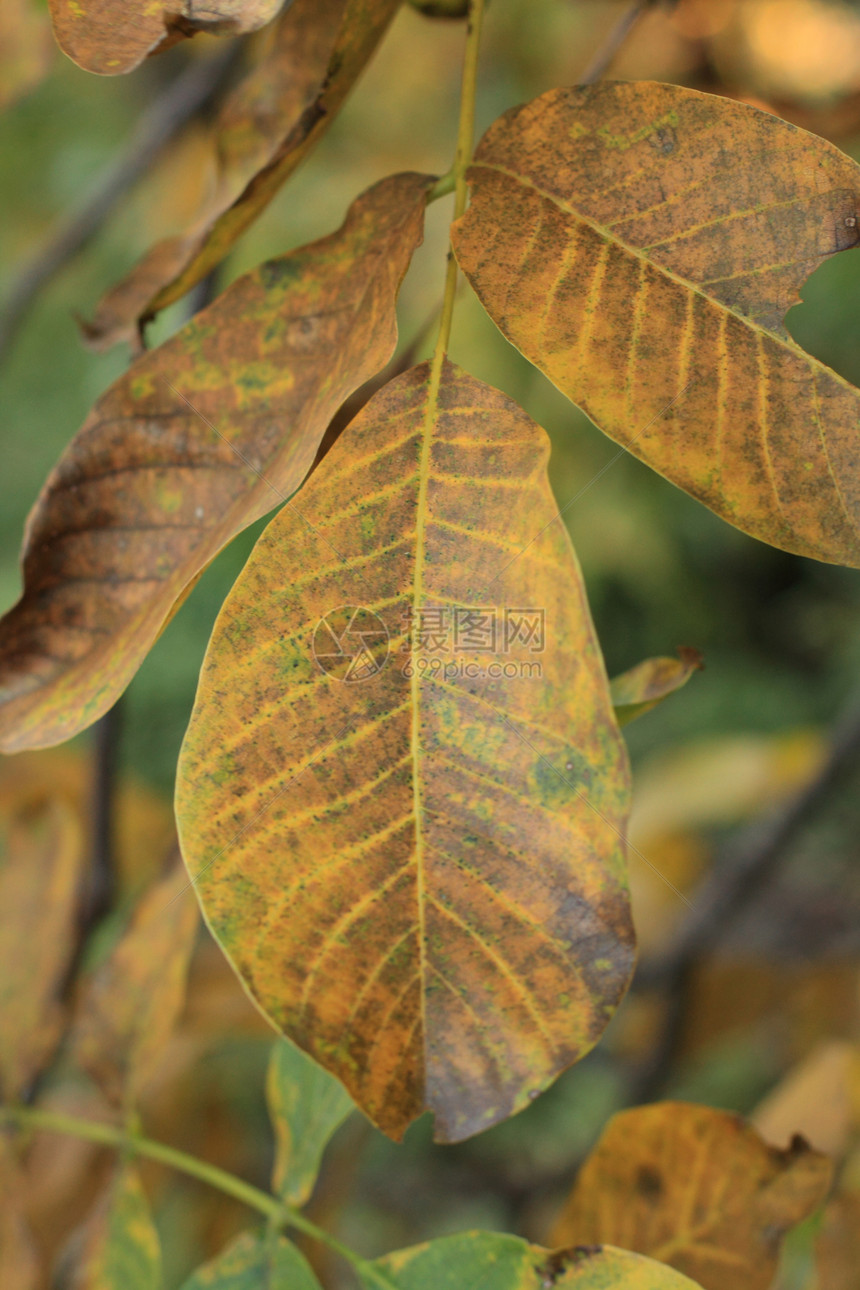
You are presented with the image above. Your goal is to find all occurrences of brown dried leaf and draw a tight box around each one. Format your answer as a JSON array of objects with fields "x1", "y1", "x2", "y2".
[
  {"x1": 551, "y1": 1102, "x2": 833, "y2": 1290},
  {"x1": 176, "y1": 362, "x2": 634, "y2": 1142},
  {"x1": 85, "y1": 0, "x2": 401, "y2": 348},
  {"x1": 69, "y1": 859, "x2": 198, "y2": 1107},
  {"x1": 0, "y1": 172, "x2": 430, "y2": 752},
  {"x1": 0, "y1": 1139, "x2": 40, "y2": 1290},
  {"x1": 0, "y1": 795, "x2": 84, "y2": 1098},
  {"x1": 453, "y1": 83, "x2": 860, "y2": 568},
  {"x1": 49, "y1": 0, "x2": 280, "y2": 75}
]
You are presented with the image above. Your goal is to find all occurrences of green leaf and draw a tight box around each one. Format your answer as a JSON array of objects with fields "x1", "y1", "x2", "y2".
[
  {"x1": 610, "y1": 649, "x2": 703, "y2": 727},
  {"x1": 72, "y1": 1165, "x2": 160, "y2": 1290},
  {"x1": 176, "y1": 361, "x2": 634, "y2": 1142},
  {"x1": 267, "y1": 1038, "x2": 355, "y2": 1206},
  {"x1": 361, "y1": 1232, "x2": 704, "y2": 1290},
  {"x1": 179, "y1": 1230, "x2": 322, "y2": 1290}
]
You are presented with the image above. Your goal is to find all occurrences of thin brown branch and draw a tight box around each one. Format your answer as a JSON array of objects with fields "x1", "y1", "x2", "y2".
[
  {"x1": 0, "y1": 42, "x2": 240, "y2": 363},
  {"x1": 578, "y1": 0, "x2": 664, "y2": 86},
  {"x1": 629, "y1": 691, "x2": 860, "y2": 1101}
]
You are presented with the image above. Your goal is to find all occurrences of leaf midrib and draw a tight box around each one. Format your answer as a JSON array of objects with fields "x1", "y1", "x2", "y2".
[{"x1": 409, "y1": 365, "x2": 444, "y2": 1070}]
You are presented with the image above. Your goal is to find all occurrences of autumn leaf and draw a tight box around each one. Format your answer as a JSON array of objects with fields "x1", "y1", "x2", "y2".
[
  {"x1": 70, "y1": 1165, "x2": 160, "y2": 1290},
  {"x1": 85, "y1": 0, "x2": 401, "y2": 348},
  {"x1": 69, "y1": 859, "x2": 198, "y2": 1108},
  {"x1": 610, "y1": 649, "x2": 703, "y2": 727},
  {"x1": 452, "y1": 82, "x2": 860, "y2": 569},
  {"x1": 176, "y1": 361, "x2": 634, "y2": 1142},
  {"x1": 49, "y1": 0, "x2": 280, "y2": 76},
  {"x1": 550, "y1": 1102, "x2": 832, "y2": 1290},
  {"x1": 179, "y1": 1231, "x2": 322, "y2": 1289},
  {"x1": 0, "y1": 795, "x2": 83, "y2": 1099},
  {"x1": 361, "y1": 1232, "x2": 704, "y2": 1289},
  {"x1": 0, "y1": 172, "x2": 430, "y2": 752},
  {"x1": 0, "y1": 1139, "x2": 40, "y2": 1290},
  {"x1": 267, "y1": 1039, "x2": 354, "y2": 1206},
  {"x1": 0, "y1": 0, "x2": 53, "y2": 112}
]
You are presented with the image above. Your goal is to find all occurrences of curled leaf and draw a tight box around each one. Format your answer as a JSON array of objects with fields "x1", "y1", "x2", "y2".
[
  {"x1": 0, "y1": 795, "x2": 84, "y2": 1099},
  {"x1": 0, "y1": 172, "x2": 430, "y2": 752},
  {"x1": 453, "y1": 83, "x2": 860, "y2": 568},
  {"x1": 69, "y1": 859, "x2": 198, "y2": 1107},
  {"x1": 86, "y1": 0, "x2": 401, "y2": 347},
  {"x1": 610, "y1": 648, "x2": 703, "y2": 727},
  {"x1": 176, "y1": 362, "x2": 634, "y2": 1142},
  {"x1": 550, "y1": 1102, "x2": 833, "y2": 1290},
  {"x1": 49, "y1": 0, "x2": 281, "y2": 75},
  {"x1": 362, "y1": 1232, "x2": 704, "y2": 1289},
  {"x1": 267, "y1": 1039, "x2": 354, "y2": 1206}
]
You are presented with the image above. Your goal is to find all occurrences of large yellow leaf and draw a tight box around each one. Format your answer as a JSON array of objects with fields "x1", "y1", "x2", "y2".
[
  {"x1": 550, "y1": 1102, "x2": 833, "y2": 1290},
  {"x1": 452, "y1": 83, "x2": 860, "y2": 568},
  {"x1": 0, "y1": 173, "x2": 429, "y2": 752},
  {"x1": 49, "y1": 0, "x2": 280, "y2": 75},
  {"x1": 0, "y1": 795, "x2": 83, "y2": 1099},
  {"x1": 176, "y1": 362, "x2": 634, "y2": 1142},
  {"x1": 85, "y1": 0, "x2": 401, "y2": 347}
]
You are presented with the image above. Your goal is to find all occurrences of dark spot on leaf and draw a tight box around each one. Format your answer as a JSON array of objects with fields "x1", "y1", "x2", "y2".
[
  {"x1": 636, "y1": 1164, "x2": 664, "y2": 1199},
  {"x1": 537, "y1": 1247, "x2": 604, "y2": 1286}
]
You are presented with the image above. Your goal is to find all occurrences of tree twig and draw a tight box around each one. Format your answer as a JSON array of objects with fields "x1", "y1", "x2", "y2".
[
  {"x1": 86, "y1": 698, "x2": 123, "y2": 928},
  {"x1": 630, "y1": 692, "x2": 860, "y2": 1101},
  {"x1": 578, "y1": 0, "x2": 663, "y2": 86},
  {"x1": 0, "y1": 43, "x2": 239, "y2": 363}
]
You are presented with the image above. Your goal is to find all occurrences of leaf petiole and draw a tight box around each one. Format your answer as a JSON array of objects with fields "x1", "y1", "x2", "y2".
[
  {"x1": 432, "y1": 0, "x2": 487, "y2": 363},
  {"x1": 0, "y1": 1104, "x2": 381, "y2": 1280}
]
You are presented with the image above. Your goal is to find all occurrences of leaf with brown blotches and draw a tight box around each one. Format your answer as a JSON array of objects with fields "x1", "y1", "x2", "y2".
[
  {"x1": 85, "y1": 0, "x2": 401, "y2": 348},
  {"x1": 610, "y1": 648, "x2": 703, "y2": 726},
  {"x1": 0, "y1": 172, "x2": 430, "y2": 752},
  {"x1": 70, "y1": 1165, "x2": 160, "y2": 1290},
  {"x1": 453, "y1": 82, "x2": 860, "y2": 568},
  {"x1": 550, "y1": 1102, "x2": 833, "y2": 1290},
  {"x1": 176, "y1": 361, "x2": 634, "y2": 1143},
  {"x1": 69, "y1": 859, "x2": 198, "y2": 1108},
  {"x1": 360, "y1": 1232, "x2": 704, "y2": 1290},
  {"x1": 49, "y1": 0, "x2": 280, "y2": 75},
  {"x1": 0, "y1": 795, "x2": 83, "y2": 1099}
]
